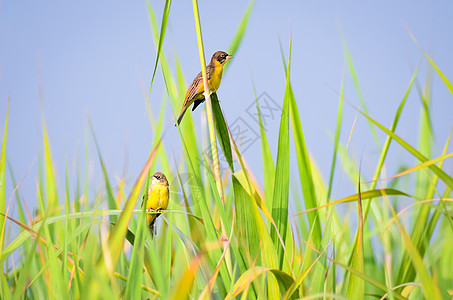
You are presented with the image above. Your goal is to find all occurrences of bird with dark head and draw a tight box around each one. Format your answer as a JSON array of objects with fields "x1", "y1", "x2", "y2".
[
  {"x1": 142, "y1": 171, "x2": 169, "y2": 237},
  {"x1": 176, "y1": 51, "x2": 232, "y2": 125}
]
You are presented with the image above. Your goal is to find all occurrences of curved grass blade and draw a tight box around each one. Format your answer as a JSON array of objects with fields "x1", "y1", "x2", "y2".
[
  {"x1": 226, "y1": 267, "x2": 296, "y2": 299},
  {"x1": 225, "y1": 0, "x2": 254, "y2": 72},
  {"x1": 358, "y1": 108, "x2": 453, "y2": 190},
  {"x1": 294, "y1": 188, "x2": 411, "y2": 216},
  {"x1": 146, "y1": 0, "x2": 172, "y2": 104}
]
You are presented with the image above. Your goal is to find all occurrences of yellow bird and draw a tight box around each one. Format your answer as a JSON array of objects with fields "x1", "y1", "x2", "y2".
[
  {"x1": 176, "y1": 51, "x2": 233, "y2": 125},
  {"x1": 142, "y1": 172, "x2": 169, "y2": 237}
]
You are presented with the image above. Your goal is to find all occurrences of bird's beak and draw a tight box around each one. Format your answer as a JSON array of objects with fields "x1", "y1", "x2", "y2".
[{"x1": 226, "y1": 55, "x2": 233, "y2": 60}]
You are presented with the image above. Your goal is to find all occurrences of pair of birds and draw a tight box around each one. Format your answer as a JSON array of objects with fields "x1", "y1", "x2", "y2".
[{"x1": 144, "y1": 51, "x2": 232, "y2": 235}]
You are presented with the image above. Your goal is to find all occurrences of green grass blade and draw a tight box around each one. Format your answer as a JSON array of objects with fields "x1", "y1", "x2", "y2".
[
  {"x1": 342, "y1": 39, "x2": 380, "y2": 147},
  {"x1": 327, "y1": 74, "x2": 344, "y2": 200},
  {"x1": 270, "y1": 39, "x2": 291, "y2": 269},
  {"x1": 357, "y1": 109, "x2": 453, "y2": 190},
  {"x1": 233, "y1": 176, "x2": 260, "y2": 265},
  {"x1": 146, "y1": 0, "x2": 172, "y2": 103},
  {"x1": 346, "y1": 177, "x2": 364, "y2": 299},
  {"x1": 287, "y1": 63, "x2": 322, "y2": 249},
  {"x1": 0, "y1": 101, "x2": 9, "y2": 297},
  {"x1": 225, "y1": 0, "x2": 254, "y2": 71},
  {"x1": 88, "y1": 119, "x2": 118, "y2": 222},
  {"x1": 251, "y1": 79, "x2": 276, "y2": 211},
  {"x1": 211, "y1": 93, "x2": 234, "y2": 171}
]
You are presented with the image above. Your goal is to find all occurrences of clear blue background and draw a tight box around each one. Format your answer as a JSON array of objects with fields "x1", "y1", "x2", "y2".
[{"x1": 1, "y1": 1, "x2": 452, "y2": 211}]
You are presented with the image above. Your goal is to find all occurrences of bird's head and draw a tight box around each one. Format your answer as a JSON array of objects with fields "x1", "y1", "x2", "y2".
[
  {"x1": 152, "y1": 172, "x2": 168, "y2": 186},
  {"x1": 211, "y1": 51, "x2": 233, "y2": 66}
]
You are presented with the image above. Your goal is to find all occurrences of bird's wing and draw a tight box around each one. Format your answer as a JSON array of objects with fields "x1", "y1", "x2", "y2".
[{"x1": 184, "y1": 65, "x2": 212, "y2": 103}]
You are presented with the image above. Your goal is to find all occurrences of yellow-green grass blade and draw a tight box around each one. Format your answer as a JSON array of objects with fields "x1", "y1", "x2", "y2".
[
  {"x1": 270, "y1": 39, "x2": 291, "y2": 269},
  {"x1": 123, "y1": 204, "x2": 147, "y2": 298},
  {"x1": 277, "y1": 37, "x2": 322, "y2": 249},
  {"x1": 309, "y1": 244, "x2": 407, "y2": 300},
  {"x1": 42, "y1": 121, "x2": 59, "y2": 212},
  {"x1": 407, "y1": 30, "x2": 453, "y2": 96},
  {"x1": 342, "y1": 38, "x2": 380, "y2": 147},
  {"x1": 88, "y1": 119, "x2": 118, "y2": 223},
  {"x1": 357, "y1": 108, "x2": 453, "y2": 190},
  {"x1": 211, "y1": 93, "x2": 234, "y2": 171},
  {"x1": 232, "y1": 176, "x2": 260, "y2": 266},
  {"x1": 384, "y1": 194, "x2": 442, "y2": 299},
  {"x1": 169, "y1": 255, "x2": 201, "y2": 299},
  {"x1": 285, "y1": 235, "x2": 332, "y2": 299},
  {"x1": 146, "y1": 0, "x2": 171, "y2": 103},
  {"x1": 346, "y1": 177, "x2": 364, "y2": 299},
  {"x1": 251, "y1": 79, "x2": 276, "y2": 211},
  {"x1": 327, "y1": 73, "x2": 345, "y2": 200},
  {"x1": 396, "y1": 132, "x2": 453, "y2": 288},
  {"x1": 0, "y1": 102, "x2": 9, "y2": 298},
  {"x1": 0, "y1": 102, "x2": 9, "y2": 254},
  {"x1": 226, "y1": 267, "x2": 296, "y2": 299},
  {"x1": 294, "y1": 188, "x2": 411, "y2": 216},
  {"x1": 225, "y1": 0, "x2": 254, "y2": 72},
  {"x1": 6, "y1": 161, "x2": 27, "y2": 224},
  {"x1": 287, "y1": 64, "x2": 322, "y2": 249},
  {"x1": 41, "y1": 120, "x2": 61, "y2": 244}
]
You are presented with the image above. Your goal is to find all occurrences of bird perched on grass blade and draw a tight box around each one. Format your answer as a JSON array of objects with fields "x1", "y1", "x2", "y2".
[
  {"x1": 176, "y1": 51, "x2": 233, "y2": 125},
  {"x1": 142, "y1": 172, "x2": 169, "y2": 237}
]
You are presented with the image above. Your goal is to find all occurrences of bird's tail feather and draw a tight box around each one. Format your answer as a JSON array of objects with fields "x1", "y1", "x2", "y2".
[
  {"x1": 176, "y1": 108, "x2": 187, "y2": 126},
  {"x1": 148, "y1": 213, "x2": 161, "y2": 238}
]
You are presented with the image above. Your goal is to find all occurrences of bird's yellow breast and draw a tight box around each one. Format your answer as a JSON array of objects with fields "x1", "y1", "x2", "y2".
[
  {"x1": 146, "y1": 182, "x2": 169, "y2": 210},
  {"x1": 208, "y1": 62, "x2": 224, "y2": 92}
]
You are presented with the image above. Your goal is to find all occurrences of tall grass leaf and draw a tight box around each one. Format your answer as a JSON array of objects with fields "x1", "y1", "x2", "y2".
[
  {"x1": 0, "y1": 102, "x2": 9, "y2": 256},
  {"x1": 327, "y1": 74, "x2": 344, "y2": 200},
  {"x1": 270, "y1": 40, "x2": 291, "y2": 269},
  {"x1": 211, "y1": 93, "x2": 234, "y2": 171},
  {"x1": 363, "y1": 64, "x2": 419, "y2": 219},
  {"x1": 42, "y1": 122, "x2": 58, "y2": 211},
  {"x1": 6, "y1": 161, "x2": 27, "y2": 224},
  {"x1": 251, "y1": 80, "x2": 276, "y2": 211},
  {"x1": 88, "y1": 119, "x2": 118, "y2": 222},
  {"x1": 232, "y1": 176, "x2": 260, "y2": 265},
  {"x1": 0, "y1": 102, "x2": 9, "y2": 298},
  {"x1": 342, "y1": 39, "x2": 380, "y2": 147},
  {"x1": 346, "y1": 176, "x2": 364, "y2": 299},
  {"x1": 225, "y1": 0, "x2": 254, "y2": 70},
  {"x1": 146, "y1": 0, "x2": 172, "y2": 103},
  {"x1": 278, "y1": 39, "x2": 322, "y2": 249}
]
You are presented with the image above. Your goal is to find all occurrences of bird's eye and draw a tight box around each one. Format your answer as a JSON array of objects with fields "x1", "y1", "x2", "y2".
[{"x1": 155, "y1": 175, "x2": 160, "y2": 179}]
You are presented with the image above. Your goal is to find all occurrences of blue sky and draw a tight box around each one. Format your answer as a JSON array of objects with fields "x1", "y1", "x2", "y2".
[{"x1": 1, "y1": 1, "x2": 452, "y2": 211}]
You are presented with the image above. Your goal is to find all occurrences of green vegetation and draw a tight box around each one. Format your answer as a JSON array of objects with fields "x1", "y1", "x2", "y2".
[{"x1": 1, "y1": 1, "x2": 452, "y2": 299}]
